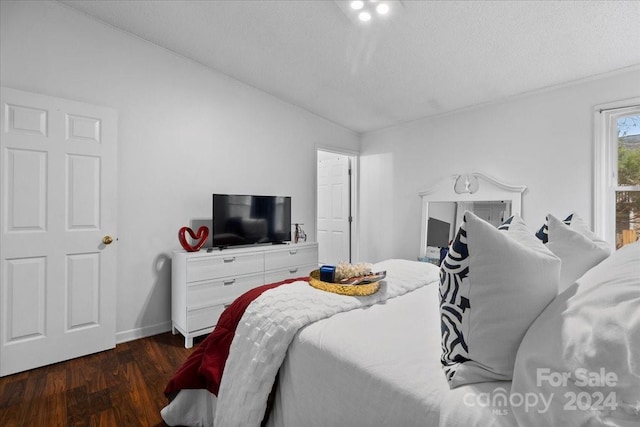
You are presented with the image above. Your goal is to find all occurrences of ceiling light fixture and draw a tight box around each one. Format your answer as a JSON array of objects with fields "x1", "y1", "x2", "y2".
[
  {"x1": 358, "y1": 11, "x2": 372, "y2": 22},
  {"x1": 376, "y1": 3, "x2": 389, "y2": 15},
  {"x1": 337, "y1": 0, "x2": 399, "y2": 24}
]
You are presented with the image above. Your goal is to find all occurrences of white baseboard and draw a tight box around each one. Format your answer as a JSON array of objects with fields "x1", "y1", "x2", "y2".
[{"x1": 116, "y1": 321, "x2": 172, "y2": 344}]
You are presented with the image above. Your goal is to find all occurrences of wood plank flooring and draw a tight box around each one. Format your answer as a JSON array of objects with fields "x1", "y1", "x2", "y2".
[{"x1": 0, "y1": 332, "x2": 195, "y2": 426}]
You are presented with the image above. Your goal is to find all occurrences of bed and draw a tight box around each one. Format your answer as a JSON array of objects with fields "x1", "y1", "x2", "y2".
[
  {"x1": 161, "y1": 235, "x2": 639, "y2": 427},
  {"x1": 161, "y1": 258, "x2": 518, "y2": 427}
]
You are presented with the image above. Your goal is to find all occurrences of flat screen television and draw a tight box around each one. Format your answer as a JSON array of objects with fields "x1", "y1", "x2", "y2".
[
  {"x1": 426, "y1": 217, "x2": 451, "y2": 248},
  {"x1": 212, "y1": 194, "x2": 291, "y2": 248}
]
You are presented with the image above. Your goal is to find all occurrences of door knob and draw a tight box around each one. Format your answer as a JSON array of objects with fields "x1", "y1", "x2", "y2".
[{"x1": 102, "y1": 235, "x2": 114, "y2": 245}]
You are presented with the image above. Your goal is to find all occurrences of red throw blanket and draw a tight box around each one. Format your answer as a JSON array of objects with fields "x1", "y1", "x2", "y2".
[{"x1": 164, "y1": 277, "x2": 308, "y2": 400}]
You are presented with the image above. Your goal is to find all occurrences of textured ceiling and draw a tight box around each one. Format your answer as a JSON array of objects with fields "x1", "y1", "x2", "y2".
[{"x1": 59, "y1": 0, "x2": 640, "y2": 133}]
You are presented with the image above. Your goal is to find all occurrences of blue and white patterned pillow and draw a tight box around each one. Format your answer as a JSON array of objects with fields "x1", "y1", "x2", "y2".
[
  {"x1": 439, "y1": 211, "x2": 561, "y2": 388},
  {"x1": 439, "y1": 218, "x2": 471, "y2": 381},
  {"x1": 535, "y1": 213, "x2": 574, "y2": 243},
  {"x1": 496, "y1": 215, "x2": 514, "y2": 230}
]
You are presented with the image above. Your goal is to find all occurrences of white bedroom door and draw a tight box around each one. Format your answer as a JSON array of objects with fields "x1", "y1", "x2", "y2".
[
  {"x1": 317, "y1": 153, "x2": 350, "y2": 265},
  {"x1": 0, "y1": 87, "x2": 118, "y2": 376}
]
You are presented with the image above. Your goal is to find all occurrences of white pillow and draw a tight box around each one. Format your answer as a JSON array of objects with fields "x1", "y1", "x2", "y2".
[
  {"x1": 439, "y1": 212, "x2": 561, "y2": 388},
  {"x1": 511, "y1": 242, "x2": 640, "y2": 426},
  {"x1": 545, "y1": 213, "x2": 611, "y2": 293}
]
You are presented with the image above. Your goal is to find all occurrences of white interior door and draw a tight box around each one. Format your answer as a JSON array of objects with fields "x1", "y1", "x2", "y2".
[
  {"x1": 0, "y1": 87, "x2": 117, "y2": 376},
  {"x1": 317, "y1": 153, "x2": 350, "y2": 265}
]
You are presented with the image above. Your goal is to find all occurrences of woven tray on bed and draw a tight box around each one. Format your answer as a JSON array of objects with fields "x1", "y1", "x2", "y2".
[{"x1": 308, "y1": 269, "x2": 382, "y2": 296}]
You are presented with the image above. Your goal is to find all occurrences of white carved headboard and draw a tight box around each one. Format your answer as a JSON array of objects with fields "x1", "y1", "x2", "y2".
[{"x1": 418, "y1": 173, "x2": 527, "y2": 258}]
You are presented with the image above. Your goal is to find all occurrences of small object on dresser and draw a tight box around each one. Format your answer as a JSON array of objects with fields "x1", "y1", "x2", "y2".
[
  {"x1": 294, "y1": 223, "x2": 307, "y2": 243},
  {"x1": 178, "y1": 226, "x2": 209, "y2": 252}
]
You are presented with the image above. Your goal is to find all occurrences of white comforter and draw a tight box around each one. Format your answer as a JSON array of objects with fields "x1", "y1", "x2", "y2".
[
  {"x1": 214, "y1": 259, "x2": 439, "y2": 427},
  {"x1": 268, "y1": 279, "x2": 519, "y2": 427}
]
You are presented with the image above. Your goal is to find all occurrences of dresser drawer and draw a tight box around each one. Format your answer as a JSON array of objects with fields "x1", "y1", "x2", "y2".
[
  {"x1": 264, "y1": 246, "x2": 317, "y2": 271},
  {"x1": 264, "y1": 263, "x2": 317, "y2": 285},
  {"x1": 187, "y1": 253, "x2": 263, "y2": 282},
  {"x1": 186, "y1": 273, "x2": 264, "y2": 309},
  {"x1": 187, "y1": 304, "x2": 227, "y2": 333}
]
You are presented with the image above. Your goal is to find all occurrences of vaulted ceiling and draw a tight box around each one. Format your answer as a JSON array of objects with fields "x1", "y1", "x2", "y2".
[{"x1": 59, "y1": 0, "x2": 640, "y2": 133}]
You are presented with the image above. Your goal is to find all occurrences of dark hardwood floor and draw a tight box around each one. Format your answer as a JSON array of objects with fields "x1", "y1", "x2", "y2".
[{"x1": 0, "y1": 332, "x2": 195, "y2": 426}]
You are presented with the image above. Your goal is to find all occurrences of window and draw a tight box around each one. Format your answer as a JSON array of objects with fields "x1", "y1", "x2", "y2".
[{"x1": 594, "y1": 99, "x2": 640, "y2": 249}]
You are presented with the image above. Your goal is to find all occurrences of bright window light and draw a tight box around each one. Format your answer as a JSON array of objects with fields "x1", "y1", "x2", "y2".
[
  {"x1": 350, "y1": 0, "x2": 364, "y2": 10},
  {"x1": 358, "y1": 11, "x2": 372, "y2": 22},
  {"x1": 376, "y1": 3, "x2": 390, "y2": 15}
]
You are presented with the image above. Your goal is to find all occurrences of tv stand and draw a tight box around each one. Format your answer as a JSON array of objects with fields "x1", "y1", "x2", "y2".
[{"x1": 171, "y1": 241, "x2": 318, "y2": 348}]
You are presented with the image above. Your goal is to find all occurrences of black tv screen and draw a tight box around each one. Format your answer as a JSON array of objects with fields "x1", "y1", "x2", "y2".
[
  {"x1": 427, "y1": 217, "x2": 451, "y2": 247},
  {"x1": 212, "y1": 194, "x2": 291, "y2": 247}
]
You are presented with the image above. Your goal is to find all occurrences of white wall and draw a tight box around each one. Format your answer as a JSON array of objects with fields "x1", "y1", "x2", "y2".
[
  {"x1": 359, "y1": 69, "x2": 640, "y2": 262},
  {"x1": 0, "y1": 1, "x2": 359, "y2": 341}
]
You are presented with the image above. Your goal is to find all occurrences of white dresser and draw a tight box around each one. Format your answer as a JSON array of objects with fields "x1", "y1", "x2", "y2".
[{"x1": 171, "y1": 242, "x2": 318, "y2": 348}]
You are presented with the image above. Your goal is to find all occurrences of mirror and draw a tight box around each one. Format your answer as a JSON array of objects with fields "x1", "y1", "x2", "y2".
[{"x1": 419, "y1": 173, "x2": 526, "y2": 261}]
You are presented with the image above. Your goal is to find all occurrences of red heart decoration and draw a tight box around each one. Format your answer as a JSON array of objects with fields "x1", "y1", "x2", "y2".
[{"x1": 178, "y1": 226, "x2": 209, "y2": 252}]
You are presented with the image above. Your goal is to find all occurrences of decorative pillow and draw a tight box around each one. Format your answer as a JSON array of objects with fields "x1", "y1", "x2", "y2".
[
  {"x1": 535, "y1": 213, "x2": 573, "y2": 243},
  {"x1": 544, "y1": 213, "x2": 611, "y2": 293},
  {"x1": 439, "y1": 211, "x2": 561, "y2": 388}
]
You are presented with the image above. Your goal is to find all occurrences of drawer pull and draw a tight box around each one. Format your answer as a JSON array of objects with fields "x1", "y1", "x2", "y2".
[
  {"x1": 289, "y1": 250, "x2": 298, "y2": 255},
  {"x1": 223, "y1": 257, "x2": 236, "y2": 263},
  {"x1": 223, "y1": 279, "x2": 236, "y2": 286},
  {"x1": 289, "y1": 268, "x2": 298, "y2": 274}
]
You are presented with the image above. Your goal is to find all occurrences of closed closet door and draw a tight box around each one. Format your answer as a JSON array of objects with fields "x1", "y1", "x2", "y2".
[{"x1": 0, "y1": 87, "x2": 118, "y2": 376}]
